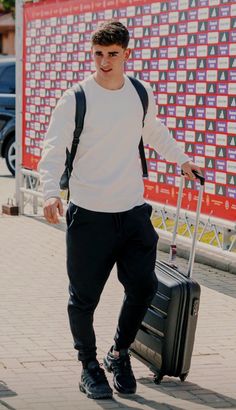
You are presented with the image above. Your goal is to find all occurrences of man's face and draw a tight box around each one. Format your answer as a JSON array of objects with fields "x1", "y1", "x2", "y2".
[{"x1": 91, "y1": 44, "x2": 130, "y2": 81}]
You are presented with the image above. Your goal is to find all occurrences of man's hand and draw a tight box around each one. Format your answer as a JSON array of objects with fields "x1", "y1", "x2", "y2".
[
  {"x1": 43, "y1": 197, "x2": 64, "y2": 224},
  {"x1": 181, "y1": 161, "x2": 202, "y2": 180}
]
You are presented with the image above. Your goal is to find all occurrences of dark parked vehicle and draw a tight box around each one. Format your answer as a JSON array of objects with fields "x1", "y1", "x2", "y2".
[{"x1": 0, "y1": 57, "x2": 16, "y2": 175}]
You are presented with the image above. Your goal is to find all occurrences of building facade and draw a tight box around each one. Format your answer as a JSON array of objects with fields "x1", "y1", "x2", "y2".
[{"x1": 0, "y1": 5, "x2": 15, "y2": 55}]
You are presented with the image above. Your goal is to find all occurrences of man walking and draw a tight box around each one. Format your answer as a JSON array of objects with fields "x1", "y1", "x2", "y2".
[{"x1": 39, "y1": 20, "x2": 200, "y2": 399}]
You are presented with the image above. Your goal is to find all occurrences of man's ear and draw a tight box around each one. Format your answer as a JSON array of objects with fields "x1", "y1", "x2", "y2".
[{"x1": 124, "y1": 48, "x2": 131, "y2": 60}]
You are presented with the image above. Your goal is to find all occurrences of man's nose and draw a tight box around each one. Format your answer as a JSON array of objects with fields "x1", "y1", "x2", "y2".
[{"x1": 101, "y1": 56, "x2": 109, "y2": 66}]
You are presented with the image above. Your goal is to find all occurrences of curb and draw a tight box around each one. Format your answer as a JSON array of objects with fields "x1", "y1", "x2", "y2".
[{"x1": 157, "y1": 229, "x2": 236, "y2": 275}]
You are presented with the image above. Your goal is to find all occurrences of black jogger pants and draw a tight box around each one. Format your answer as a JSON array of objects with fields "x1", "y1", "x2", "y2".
[{"x1": 66, "y1": 202, "x2": 158, "y2": 363}]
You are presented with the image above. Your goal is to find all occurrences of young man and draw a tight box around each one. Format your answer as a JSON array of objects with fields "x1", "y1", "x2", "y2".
[{"x1": 39, "y1": 21, "x2": 200, "y2": 399}]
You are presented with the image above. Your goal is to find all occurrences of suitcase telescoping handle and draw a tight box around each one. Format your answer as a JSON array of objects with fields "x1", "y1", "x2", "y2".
[{"x1": 170, "y1": 170, "x2": 205, "y2": 278}]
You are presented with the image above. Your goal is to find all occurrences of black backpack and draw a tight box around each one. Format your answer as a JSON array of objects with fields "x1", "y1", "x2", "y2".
[{"x1": 60, "y1": 76, "x2": 149, "y2": 200}]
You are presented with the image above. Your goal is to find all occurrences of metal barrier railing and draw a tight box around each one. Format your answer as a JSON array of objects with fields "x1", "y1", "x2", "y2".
[
  {"x1": 19, "y1": 168, "x2": 236, "y2": 254},
  {"x1": 148, "y1": 200, "x2": 236, "y2": 253}
]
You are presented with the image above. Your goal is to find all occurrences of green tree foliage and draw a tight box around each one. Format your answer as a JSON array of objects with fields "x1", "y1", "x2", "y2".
[{"x1": 0, "y1": 0, "x2": 15, "y2": 13}]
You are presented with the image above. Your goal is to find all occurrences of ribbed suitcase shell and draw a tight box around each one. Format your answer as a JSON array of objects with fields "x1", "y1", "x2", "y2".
[
  {"x1": 131, "y1": 172, "x2": 204, "y2": 383},
  {"x1": 130, "y1": 259, "x2": 201, "y2": 383}
]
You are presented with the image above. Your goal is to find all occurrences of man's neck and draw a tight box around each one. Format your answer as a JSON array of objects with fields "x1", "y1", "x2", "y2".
[{"x1": 93, "y1": 73, "x2": 125, "y2": 90}]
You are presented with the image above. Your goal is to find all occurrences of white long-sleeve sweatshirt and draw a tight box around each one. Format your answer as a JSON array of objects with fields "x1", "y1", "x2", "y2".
[{"x1": 39, "y1": 74, "x2": 189, "y2": 212}]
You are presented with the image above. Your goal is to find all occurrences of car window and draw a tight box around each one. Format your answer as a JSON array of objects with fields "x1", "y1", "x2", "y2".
[{"x1": 0, "y1": 64, "x2": 15, "y2": 94}]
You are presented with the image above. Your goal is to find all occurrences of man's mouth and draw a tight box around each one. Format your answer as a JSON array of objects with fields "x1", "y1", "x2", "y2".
[{"x1": 100, "y1": 68, "x2": 112, "y2": 73}]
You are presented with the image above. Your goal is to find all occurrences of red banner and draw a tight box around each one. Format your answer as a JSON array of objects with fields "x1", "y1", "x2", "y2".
[{"x1": 22, "y1": 0, "x2": 236, "y2": 221}]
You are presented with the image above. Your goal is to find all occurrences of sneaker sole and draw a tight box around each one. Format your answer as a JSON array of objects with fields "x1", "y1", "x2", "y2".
[
  {"x1": 79, "y1": 382, "x2": 113, "y2": 399},
  {"x1": 103, "y1": 357, "x2": 136, "y2": 395}
]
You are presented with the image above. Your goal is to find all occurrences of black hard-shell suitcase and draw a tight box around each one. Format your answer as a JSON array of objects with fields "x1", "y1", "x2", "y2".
[{"x1": 130, "y1": 171, "x2": 205, "y2": 384}]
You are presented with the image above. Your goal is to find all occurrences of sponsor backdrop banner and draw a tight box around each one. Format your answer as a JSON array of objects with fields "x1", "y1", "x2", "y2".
[{"x1": 23, "y1": 0, "x2": 236, "y2": 220}]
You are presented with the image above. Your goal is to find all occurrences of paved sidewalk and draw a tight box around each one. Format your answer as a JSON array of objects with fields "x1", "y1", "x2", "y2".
[
  {"x1": 0, "y1": 212, "x2": 236, "y2": 410},
  {"x1": 0, "y1": 160, "x2": 236, "y2": 410}
]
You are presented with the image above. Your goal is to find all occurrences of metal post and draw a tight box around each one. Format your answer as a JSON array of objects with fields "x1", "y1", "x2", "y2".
[
  {"x1": 187, "y1": 185, "x2": 204, "y2": 277},
  {"x1": 172, "y1": 176, "x2": 184, "y2": 246},
  {"x1": 15, "y1": 0, "x2": 24, "y2": 214},
  {"x1": 222, "y1": 228, "x2": 232, "y2": 251},
  {"x1": 169, "y1": 176, "x2": 184, "y2": 263}
]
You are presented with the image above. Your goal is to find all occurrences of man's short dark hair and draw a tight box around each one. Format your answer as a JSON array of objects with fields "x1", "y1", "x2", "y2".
[{"x1": 91, "y1": 20, "x2": 130, "y2": 49}]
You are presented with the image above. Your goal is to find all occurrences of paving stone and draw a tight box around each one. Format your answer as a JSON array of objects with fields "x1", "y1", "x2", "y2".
[{"x1": 0, "y1": 159, "x2": 236, "y2": 410}]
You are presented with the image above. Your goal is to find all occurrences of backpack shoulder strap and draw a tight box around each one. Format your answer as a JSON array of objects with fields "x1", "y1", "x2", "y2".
[
  {"x1": 74, "y1": 83, "x2": 86, "y2": 140},
  {"x1": 128, "y1": 76, "x2": 149, "y2": 178},
  {"x1": 68, "y1": 83, "x2": 86, "y2": 172},
  {"x1": 60, "y1": 84, "x2": 86, "y2": 201},
  {"x1": 128, "y1": 76, "x2": 148, "y2": 126}
]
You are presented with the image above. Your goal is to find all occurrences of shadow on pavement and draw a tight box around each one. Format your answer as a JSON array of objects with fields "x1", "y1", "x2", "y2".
[
  {"x1": 0, "y1": 174, "x2": 14, "y2": 179},
  {"x1": 193, "y1": 267, "x2": 236, "y2": 299},
  {"x1": 25, "y1": 214, "x2": 67, "y2": 233},
  {"x1": 96, "y1": 395, "x2": 186, "y2": 410},
  {"x1": 0, "y1": 381, "x2": 17, "y2": 410},
  {"x1": 138, "y1": 376, "x2": 236, "y2": 408}
]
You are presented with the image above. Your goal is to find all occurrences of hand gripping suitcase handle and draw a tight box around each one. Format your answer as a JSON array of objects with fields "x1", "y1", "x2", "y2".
[
  {"x1": 190, "y1": 170, "x2": 205, "y2": 186},
  {"x1": 170, "y1": 170, "x2": 205, "y2": 278}
]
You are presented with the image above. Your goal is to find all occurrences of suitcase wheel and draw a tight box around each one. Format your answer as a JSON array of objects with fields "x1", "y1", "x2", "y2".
[
  {"x1": 180, "y1": 372, "x2": 188, "y2": 382},
  {"x1": 153, "y1": 373, "x2": 163, "y2": 385}
]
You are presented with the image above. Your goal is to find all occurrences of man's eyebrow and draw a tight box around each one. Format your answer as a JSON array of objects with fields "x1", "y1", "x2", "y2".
[{"x1": 94, "y1": 50, "x2": 119, "y2": 56}]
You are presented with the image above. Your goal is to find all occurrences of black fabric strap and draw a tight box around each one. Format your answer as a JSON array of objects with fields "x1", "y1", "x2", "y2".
[
  {"x1": 128, "y1": 76, "x2": 149, "y2": 178},
  {"x1": 60, "y1": 83, "x2": 86, "y2": 202},
  {"x1": 68, "y1": 83, "x2": 86, "y2": 173}
]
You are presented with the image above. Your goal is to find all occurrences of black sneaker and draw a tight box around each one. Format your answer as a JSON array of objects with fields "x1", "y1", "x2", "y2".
[
  {"x1": 79, "y1": 360, "x2": 113, "y2": 399},
  {"x1": 103, "y1": 348, "x2": 137, "y2": 394}
]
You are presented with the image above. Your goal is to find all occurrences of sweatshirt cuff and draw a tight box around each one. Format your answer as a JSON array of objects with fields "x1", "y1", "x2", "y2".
[
  {"x1": 177, "y1": 153, "x2": 191, "y2": 166},
  {"x1": 43, "y1": 190, "x2": 61, "y2": 201}
]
